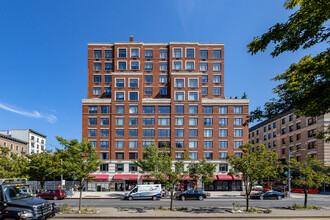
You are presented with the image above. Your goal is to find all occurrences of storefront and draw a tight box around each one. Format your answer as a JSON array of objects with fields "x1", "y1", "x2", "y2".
[
  {"x1": 87, "y1": 174, "x2": 109, "y2": 191},
  {"x1": 112, "y1": 174, "x2": 138, "y2": 191},
  {"x1": 204, "y1": 175, "x2": 242, "y2": 191}
]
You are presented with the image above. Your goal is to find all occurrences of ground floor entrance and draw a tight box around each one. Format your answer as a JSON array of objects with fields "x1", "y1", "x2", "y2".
[{"x1": 204, "y1": 180, "x2": 242, "y2": 191}]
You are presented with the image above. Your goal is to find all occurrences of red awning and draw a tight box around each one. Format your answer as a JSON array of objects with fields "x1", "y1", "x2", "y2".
[
  {"x1": 113, "y1": 174, "x2": 139, "y2": 180},
  {"x1": 88, "y1": 174, "x2": 109, "y2": 180},
  {"x1": 217, "y1": 175, "x2": 242, "y2": 180}
]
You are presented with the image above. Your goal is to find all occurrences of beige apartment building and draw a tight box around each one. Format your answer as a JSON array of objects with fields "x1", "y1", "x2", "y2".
[
  {"x1": 249, "y1": 111, "x2": 330, "y2": 166},
  {"x1": 0, "y1": 133, "x2": 27, "y2": 157}
]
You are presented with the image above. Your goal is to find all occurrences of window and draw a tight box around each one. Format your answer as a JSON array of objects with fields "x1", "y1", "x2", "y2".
[
  {"x1": 213, "y1": 63, "x2": 221, "y2": 71},
  {"x1": 129, "y1": 164, "x2": 138, "y2": 172},
  {"x1": 144, "y1": 87, "x2": 153, "y2": 95},
  {"x1": 202, "y1": 75, "x2": 208, "y2": 83},
  {"x1": 101, "y1": 106, "x2": 109, "y2": 114},
  {"x1": 143, "y1": 129, "x2": 155, "y2": 137},
  {"x1": 219, "y1": 163, "x2": 228, "y2": 172},
  {"x1": 88, "y1": 118, "x2": 97, "y2": 126},
  {"x1": 296, "y1": 133, "x2": 301, "y2": 140},
  {"x1": 143, "y1": 141, "x2": 154, "y2": 148},
  {"x1": 159, "y1": 75, "x2": 167, "y2": 83},
  {"x1": 131, "y1": 48, "x2": 139, "y2": 58},
  {"x1": 129, "y1": 141, "x2": 138, "y2": 149},
  {"x1": 105, "y1": 50, "x2": 113, "y2": 58},
  {"x1": 129, "y1": 117, "x2": 138, "y2": 126},
  {"x1": 129, "y1": 106, "x2": 137, "y2": 115},
  {"x1": 118, "y1": 48, "x2": 126, "y2": 58},
  {"x1": 204, "y1": 118, "x2": 213, "y2": 126},
  {"x1": 145, "y1": 50, "x2": 153, "y2": 58},
  {"x1": 175, "y1": 79, "x2": 184, "y2": 88},
  {"x1": 100, "y1": 152, "x2": 109, "y2": 160},
  {"x1": 273, "y1": 141, "x2": 277, "y2": 147},
  {"x1": 94, "y1": 75, "x2": 101, "y2": 83},
  {"x1": 118, "y1": 61, "x2": 127, "y2": 70},
  {"x1": 145, "y1": 62, "x2": 153, "y2": 71},
  {"x1": 268, "y1": 124, "x2": 272, "y2": 130},
  {"x1": 100, "y1": 164, "x2": 109, "y2": 172},
  {"x1": 289, "y1": 135, "x2": 294, "y2": 142},
  {"x1": 115, "y1": 164, "x2": 124, "y2": 172},
  {"x1": 130, "y1": 61, "x2": 139, "y2": 70},
  {"x1": 213, "y1": 50, "x2": 221, "y2": 59},
  {"x1": 308, "y1": 129, "x2": 316, "y2": 138},
  {"x1": 89, "y1": 106, "x2": 97, "y2": 114},
  {"x1": 143, "y1": 106, "x2": 155, "y2": 114},
  {"x1": 129, "y1": 129, "x2": 138, "y2": 137},
  {"x1": 175, "y1": 105, "x2": 184, "y2": 114},
  {"x1": 90, "y1": 141, "x2": 97, "y2": 149},
  {"x1": 115, "y1": 79, "x2": 125, "y2": 88},
  {"x1": 129, "y1": 92, "x2": 138, "y2": 101},
  {"x1": 308, "y1": 141, "x2": 316, "y2": 149},
  {"x1": 202, "y1": 87, "x2": 208, "y2": 95},
  {"x1": 219, "y1": 141, "x2": 228, "y2": 149},
  {"x1": 189, "y1": 152, "x2": 198, "y2": 160},
  {"x1": 143, "y1": 118, "x2": 155, "y2": 126},
  {"x1": 234, "y1": 106, "x2": 242, "y2": 114},
  {"x1": 200, "y1": 63, "x2": 208, "y2": 71},
  {"x1": 289, "y1": 125, "x2": 294, "y2": 132},
  {"x1": 105, "y1": 62, "x2": 112, "y2": 71},
  {"x1": 94, "y1": 50, "x2": 102, "y2": 58},
  {"x1": 115, "y1": 92, "x2": 125, "y2": 101},
  {"x1": 173, "y1": 48, "x2": 182, "y2": 58},
  {"x1": 188, "y1": 92, "x2": 198, "y2": 101},
  {"x1": 186, "y1": 48, "x2": 194, "y2": 58},
  {"x1": 264, "y1": 126, "x2": 267, "y2": 132},
  {"x1": 104, "y1": 75, "x2": 112, "y2": 83},
  {"x1": 159, "y1": 62, "x2": 168, "y2": 71},
  {"x1": 160, "y1": 87, "x2": 168, "y2": 95},
  {"x1": 104, "y1": 87, "x2": 111, "y2": 95},
  {"x1": 219, "y1": 106, "x2": 228, "y2": 114},
  {"x1": 200, "y1": 50, "x2": 208, "y2": 59},
  {"x1": 234, "y1": 141, "x2": 242, "y2": 149},
  {"x1": 308, "y1": 117, "x2": 317, "y2": 125},
  {"x1": 160, "y1": 49, "x2": 168, "y2": 58},
  {"x1": 213, "y1": 75, "x2": 221, "y2": 83},
  {"x1": 203, "y1": 106, "x2": 212, "y2": 114},
  {"x1": 289, "y1": 115, "x2": 294, "y2": 121},
  {"x1": 234, "y1": 129, "x2": 243, "y2": 137},
  {"x1": 188, "y1": 79, "x2": 198, "y2": 88},
  {"x1": 282, "y1": 128, "x2": 286, "y2": 134},
  {"x1": 175, "y1": 117, "x2": 184, "y2": 126},
  {"x1": 219, "y1": 118, "x2": 228, "y2": 126},
  {"x1": 116, "y1": 105, "x2": 124, "y2": 113},
  {"x1": 273, "y1": 131, "x2": 277, "y2": 138},
  {"x1": 189, "y1": 105, "x2": 198, "y2": 114},
  {"x1": 219, "y1": 129, "x2": 228, "y2": 137},
  {"x1": 100, "y1": 141, "x2": 109, "y2": 149},
  {"x1": 204, "y1": 129, "x2": 213, "y2": 137},
  {"x1": 234, "y1": 118, "x2": 242, "y2": 126},
  {"x1": 189, "y1": 141, "x2": 198, "y2": 149},
  {"x1": 158, "y1": 141, "x2": 170, "y2": 148},
  {"x1": 186, "y1": 61, "x2": 194, "y2": 70},
  {"x1": 189, "y1": 129, "x2": 198, "y2": 137},
  {"x1": 273, "y1": 122, "x2": 277, "y2": 128},
  {"x1": 116, "y1": 117, "x2": 124, "y2": 126},
  {"x1": 282, "y1": 118, "x2": 286, "y2": 124},
  {"x1": 175, "y1": 92, "x2": 185, "y2": 101},
  {"x1": 93, "y1": 62, "x2": 101, "y2": 71},
  {"x1": 173, "y1": 61, "x2": 182, "y2": 70},
  {"x1": 175, "y1": 129, "x2": 184, "y2": 137},
  {"x1": 213, "y1": 87, "x2": 221, "y2": 96},
  {"x1": 282, "y1": 138, "x2": 286, "y2": 144},
  {"x1": 158, "y1": 118, "x2": 170, "y2": 126},
  {"x1": 88, "y1": 129, "x2": 97, "y2": 137},
  {"x1": 158, "y1": 106, "x2": 171, "y2": 114},
  {"x1": 189, "y1": 117, "x2": 198, "y2": 126},
  {"x1": 234, "y1": 152, "x2": 243, "y2": 158},
  {"x1": 296, "y1": 122, "x2": 301, "y2": 129},
  {"x1": 93, "y1": 87, "x2": 101, "y2": 95},
  {"x1": 204, "y1": 152, "x2": 213, "y2": 160},
  {"x1": 175, "y1": 152, "x2": 184, "y2": 160},
  {"x1": 128, "y1": 79, "x2": 139, "y2": 88},
  {"x1": 145, "y1": 75, "x2": 153, "y2": 83},
  {"x1": 100, "y1": 118, "x2": 109, "y2": 126},
  {"x1": 115, "y1": 129, "x2": 124, "y2": 137}
]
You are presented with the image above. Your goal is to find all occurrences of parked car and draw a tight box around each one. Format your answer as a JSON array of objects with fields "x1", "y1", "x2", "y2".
[
  {"x1": 250, "y1": 190, "x2": 285, "y2": 200},
  {"x1": 37, "y1": 189, "x2": 67, "y2": 200},
  {"x1": 176, "y1": 190, "x2": 207, "y2": 201},
  {"x1": 124, "y1": 184, "x2": 162, "y2": 200},
  {"x1": 252, "y1": 185, "x2": 263, "y2": 191}
]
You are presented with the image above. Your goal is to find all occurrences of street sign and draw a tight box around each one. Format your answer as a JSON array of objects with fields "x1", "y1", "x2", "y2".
[{"x1": 62, "y1": 180, "x2": 66, "y2": 185}]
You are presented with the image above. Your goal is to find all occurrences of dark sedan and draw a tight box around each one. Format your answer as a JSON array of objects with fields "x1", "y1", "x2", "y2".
[
  {"x1": 250, "y1": 190, "x2": 285, "y2": 200},
  {"x1": 176, "y1": 190, "x2": 207, "y2": 201}
]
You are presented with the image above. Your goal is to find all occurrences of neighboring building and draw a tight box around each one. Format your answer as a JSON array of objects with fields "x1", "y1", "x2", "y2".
[
  {"x1": 0, "y1": 129, "x2": 46, "y2": 154},
  {"x1": 249, "y1": 111, "x2": 330, "y2": 166},
  {"x1": 82, "y1": 37, "x2": 249, "y2": 191},
  {"x1": 0, "y1": 133, "x2": 27, "y2": 157}
]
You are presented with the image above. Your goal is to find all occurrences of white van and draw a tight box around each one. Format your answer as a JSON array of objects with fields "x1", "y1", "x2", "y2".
[{"x1": 124, "y1": 184, "x2": 162, "y2": 200}]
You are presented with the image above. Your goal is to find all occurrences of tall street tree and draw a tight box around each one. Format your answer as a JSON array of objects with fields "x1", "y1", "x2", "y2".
[
  {"x1": 56, "y1": 137, "x2": 102, "y2": 211},
  {"x1": 228, "y1": 144, "x2": 281, "y2": 211},
  {"x1": 247, "y1": 0, "x2": 330, "y2": 123},
  {"x1": 0, "y1": 146, "x2": 28, "y2": 178},
  {"x1": 188, "y1": 157, "x2": 217, "y2": 190}
]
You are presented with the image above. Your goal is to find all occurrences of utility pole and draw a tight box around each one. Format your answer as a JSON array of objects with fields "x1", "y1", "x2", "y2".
[
  {"x1": 288, "y1": 150, "x2": 291, "y2": 198},
  {"x1": 61, "y1": 159, "x2": 63, "y2": 189}
]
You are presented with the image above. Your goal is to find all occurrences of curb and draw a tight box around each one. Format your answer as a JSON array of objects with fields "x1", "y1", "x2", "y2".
[
  {"x1": 53, "y1": 216, "x2": 330, "y2": 219},
  {"x1": 65, "y1": 196, "x2": 241, "y2": 200}
]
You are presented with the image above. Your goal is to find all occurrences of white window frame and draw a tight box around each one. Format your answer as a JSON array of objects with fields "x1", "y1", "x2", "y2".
[
  {"x1": 159, "y1": 74, "x2": 167, "y2": 83},
  {"x1": 144, "y1": 62, "x2": 153, "y2": 71},
  {"x1": 130, "y1": 61, "x2": 140, "y2": 70},
  {"x1": 175, "y1": 117, "x2": 184, "y2": 126},
  {"x1": 115, "y1": 117, "x2": 125, "y2": 126},
  {"x1": 117, "y1": 48, "x2": 127, "y2": 58},
  {"x1": 174, "y1": 78, "x2": 185, "y2": 88},
  {"x1": 172, "y1": 60, "x2": 182, "y2": 70},
  {"x1": 144, "y1": 86, "x2": 153, "y2": 95},
  {"x1": 159, "y1": 62, "x2": 168, "y2": 71},
  {"x1": 202, "y1": 87, "x2": 208, "y2": 95},
  {"x1": 188, "y1": 78, "x2": 199, "y2": 88},
  {"x1": 93, "y1": 87, "x2": 102, "y2": 95},
  {"x1": 173, "y1": 47, "x2": 182, "y2": 58},
  {"x1": 213, "y1": 74, "x2": 221, "y2": 83},
  {"x1": 174, "y1": 91, "x2": 185, "y2": 101},
  {"x1": 185, "y1": 48, "x2": 195, "y2": 58},
  {"x1": 204, "y1": 128, "x2": 213, "y2": 138},
  {"x1": 188, "y1": 91, "x2": 199, "y2": 101},
  {"x1": 104, "y1": 62, "x2": 113, "y2": 71},
  {"x1": 144, "y1": 74, "x2": 153, "y2": 83},
  {"x1": 115, "y1": 91, "x2": 125, "y2": 101},
  {"x1": 144, "y1": 49, "x2": 153, "y2": 58},
  {"x1": 213, "y1": 62, "x2": 221, "y2": 71},
  {"x1": 100, "y1": 117, "x2": 110, "y2": 126},
  {"x1": 129, "y1": 78, "x2": 139, "y2": 88},
  {"x1": 185, "y1": 60, "x2": 195, "y2": 70},
  {"x1": 128, "y1": 91, "x2": 139, "y2": 101},
  {"x1": 117, "y1": 61, "x2": 127, "y2": 70},
  {"x1": 129, "y1": 105, "x2": 138, "y2": 114},
  {"x1": 115, "y1": 78, "x2": 125, "y2": 88},
  {"x1": 130, "y1": 48, "x2": 140, "y2": 58},
  {"x1": 189, "y1": 117, "x2": 198, "y2": 126},
  {"x1": 213, "y1": 86, "x2": 221, "y2": 95},
  {"x1": 200, "y1": 62, "x2": 208, "y2": 71}
]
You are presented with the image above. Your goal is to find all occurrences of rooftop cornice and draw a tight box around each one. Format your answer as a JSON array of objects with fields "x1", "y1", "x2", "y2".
[
  {"x1": 88, "y1": 42, "x2": 225, "y2": 46},
  {"x1": 82, "y1": 99, "x2": 112, "y2": 104}
]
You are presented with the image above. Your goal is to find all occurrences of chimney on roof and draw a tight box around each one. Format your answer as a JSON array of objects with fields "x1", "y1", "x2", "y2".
[{"x1": 129, "y1": 36, "x2": 134, "y2": 42}]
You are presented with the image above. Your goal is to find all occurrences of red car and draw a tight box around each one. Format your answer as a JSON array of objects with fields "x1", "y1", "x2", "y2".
[{"x1": 37, "y1": 189, "x2": 67, "y2": 200}]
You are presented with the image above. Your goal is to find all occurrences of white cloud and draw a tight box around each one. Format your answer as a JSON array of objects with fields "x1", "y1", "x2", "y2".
[
  {"x1": 175, "y1": 0, "x2": 196, "y2": 31},
  {"x1": 0, "y1": 102, "x2": 57, "y2": 124}
]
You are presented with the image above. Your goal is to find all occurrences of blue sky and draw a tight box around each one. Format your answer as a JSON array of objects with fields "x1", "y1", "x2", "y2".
[{"x1": 0, "y1": 0, "x2": 325, "y2": 151}]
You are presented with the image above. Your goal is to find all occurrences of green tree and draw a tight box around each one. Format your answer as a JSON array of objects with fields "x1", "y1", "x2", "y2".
[
  {"x1": 26, "y1": 151, "x2": 61, "y2": 190},
  {"x1": 134, "y1": 144, "x2": 188, "y2": 211},
  {"x1": 228, "y1": 144, "x2": 281, "y2": 211},
  {"x1": 247, "y1": 0, "x2": 330, "y2": 122},
  {"x1": 0, "y1": 146, "x2": 28, "y2": 178},
  {"x1": 289, "y1": 156, "x2": 330, "y2": 208},
  {"x1": 241, "y1": 92, "x2": 248, "y2": 99},
  {"x1": 56, "y1": 137, "x2": 102, "y2": 211},
  {"x1": 188, "y1": 157, "x2": 217, "y2": 190}
]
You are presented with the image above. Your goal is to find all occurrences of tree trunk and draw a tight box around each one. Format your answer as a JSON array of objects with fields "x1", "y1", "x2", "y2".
[
  {"x1": 40, "y1": 180, "x2": 45, "y2": 192},
  {"x1": 78, "y1": 181, "x2": 83, "y2": 211},
  {"x1": 304, "y1": 189, "x2": 308, "y2": 208},
  {"x1": 170, "y1": 186, "x2": 174, "y2": 211},
  {"x1": 245, "y1": 184, "x2": 250, "y2": 212}
]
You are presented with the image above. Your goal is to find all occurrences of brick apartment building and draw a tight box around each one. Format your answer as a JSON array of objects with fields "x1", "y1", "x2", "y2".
[
  {"x1": 82, "y1": 37, "x2": 249, "y2": 191},
  {"x1": 0, "y1": 133, "x2": 27, "y2": 157},
  {"x1": 249, "y1": 111, "x2": 330, "y2": 166}
]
